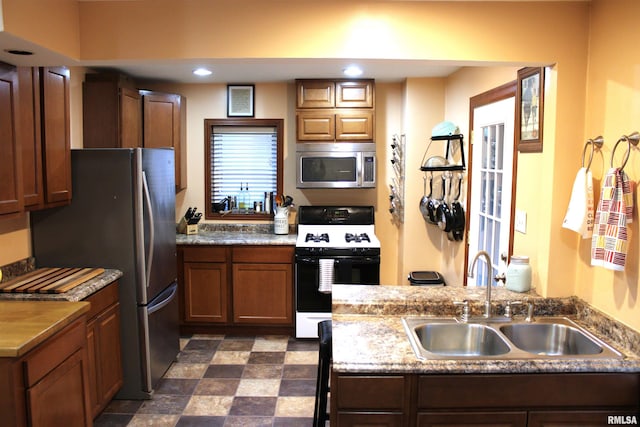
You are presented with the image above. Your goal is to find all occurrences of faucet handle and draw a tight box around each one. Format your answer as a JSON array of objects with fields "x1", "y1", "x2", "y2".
[
  {"x1": 525, "y1": 301, "x2": 535, "y2": 322},
  {"x1": 504, "y1": 300, "x2": 523, "y2": 318},
  {"x1": 453, "y1": 300, "x2": 470, "y2": 323}
]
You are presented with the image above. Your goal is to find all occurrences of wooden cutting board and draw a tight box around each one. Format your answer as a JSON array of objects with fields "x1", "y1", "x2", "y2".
[{"x1": 0, "y1": 268, "x2": 105, "y2": 294}]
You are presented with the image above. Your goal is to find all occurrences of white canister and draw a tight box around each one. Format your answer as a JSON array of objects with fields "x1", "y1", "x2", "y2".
[
  {"x1": 274, "y1": 206, "x2": 289, "y2": 234},
  {"x1": 506, "y1": 255, "x2": 532, "y2": 292}
]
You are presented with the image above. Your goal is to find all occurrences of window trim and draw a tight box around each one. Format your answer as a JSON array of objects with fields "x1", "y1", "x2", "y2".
[{"x1": 204, "y1": 118, "x2": 284, "y2": 220}]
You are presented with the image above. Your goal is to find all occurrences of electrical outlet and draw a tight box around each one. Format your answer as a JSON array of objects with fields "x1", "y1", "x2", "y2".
[{"x1": 515, "y1": 209, "x2": 527, "y2": 234}]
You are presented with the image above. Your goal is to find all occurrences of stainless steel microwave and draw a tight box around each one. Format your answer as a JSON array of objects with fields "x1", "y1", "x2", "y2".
[{"x1": 296, "y1": 143, "x2": 376, "y2": 188}]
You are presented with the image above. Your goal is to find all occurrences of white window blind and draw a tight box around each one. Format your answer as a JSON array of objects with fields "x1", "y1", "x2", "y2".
[{"x1": 211, "y1": 126, "x2": 278, "y2": 206}]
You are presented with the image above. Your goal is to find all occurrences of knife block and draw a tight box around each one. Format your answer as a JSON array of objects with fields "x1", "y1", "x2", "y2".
[{"x1": 177, "y1": 218, "x2": 198, "y2": 235}]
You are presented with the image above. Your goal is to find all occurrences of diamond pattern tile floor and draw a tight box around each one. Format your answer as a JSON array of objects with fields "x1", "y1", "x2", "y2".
[{"x1": 95, "y1": 335, "x2": 319, "y2": 427}]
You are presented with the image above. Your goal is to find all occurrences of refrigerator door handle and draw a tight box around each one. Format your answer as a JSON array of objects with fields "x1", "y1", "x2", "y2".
[
  {"x1": 148, "y1": 282, "x2": 178, "y2": 315},
  {"x1": 142, "y1": 170, "x2": 155, "y2": 290}
]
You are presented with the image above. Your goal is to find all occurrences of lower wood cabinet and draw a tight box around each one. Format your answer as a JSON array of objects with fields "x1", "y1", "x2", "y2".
[
  {"x1": 0, "y1": 315, "x2": 92, "y2": 427},
  {"x1": 331, "y1": 372, "x2": 640, "y2": 427},
  {"x1": 178, "y1": 244, "x2": 294, "y2": 333},
  {"x1": 84, "y1": 281, "x2": 123, "y2": 418},
  {"x1": 418, "y1": 412, "x2": 527, "y2": 427},
  {"x1": 528, "y1": 411, "x2": 638, "y2": 427}
]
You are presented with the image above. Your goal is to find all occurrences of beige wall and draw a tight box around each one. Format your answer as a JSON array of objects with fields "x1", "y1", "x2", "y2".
[
  {"x1": 575, "y1": 0, "x2": 640, "y2": 331},
  {"x1": 1, "y1": 1, "x2": 639, "y2": 331}
]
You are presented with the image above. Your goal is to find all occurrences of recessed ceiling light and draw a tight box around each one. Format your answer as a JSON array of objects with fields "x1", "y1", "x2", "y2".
[
  {"x1": 5, "y1": 49, "x2": 33, "y2": 56},
  {"x1": 193, "y1": 67, "x2": 212, "y2": 76},
  {"x1": 343, "y1": 65, "x2": 363, "y2": 77}
]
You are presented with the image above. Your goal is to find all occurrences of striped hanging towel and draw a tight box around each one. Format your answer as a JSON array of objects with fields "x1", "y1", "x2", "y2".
[{"x1": 591, "y1": 168, "x2": 634, "y2": 271}]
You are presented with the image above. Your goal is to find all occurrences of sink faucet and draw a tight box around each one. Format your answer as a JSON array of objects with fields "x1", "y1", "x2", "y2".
[{"x1": 468, "y1": 250, "x2": 493, "y2": 318}]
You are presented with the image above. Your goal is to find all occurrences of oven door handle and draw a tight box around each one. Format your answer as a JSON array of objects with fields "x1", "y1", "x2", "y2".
[
  {"x1": 295, "y1": 256, "x2": 380, "y2": 264},
  {"x1": 336, "y1": 257, "x2": 380, "y2": 265}
]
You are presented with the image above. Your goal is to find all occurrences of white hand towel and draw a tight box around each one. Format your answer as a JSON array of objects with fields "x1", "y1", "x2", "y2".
[
  {"x1": 562, "y1": 167, "x2": 593, "y2": 238},
  {"x1": 318, "y1": 259, "x2": 334, "y2": 294}
]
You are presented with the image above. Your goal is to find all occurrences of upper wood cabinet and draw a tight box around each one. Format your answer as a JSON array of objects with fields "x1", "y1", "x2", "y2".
[
  {"x1": 83, "y1": 73, "x2": 142, "y2": 149},
  {"x1": 296, "y1": 79, "x2": 375, "y2": 143},
  {"x1": 17, "y1": 67, "x2": 43, "y2": 209},
  {"x1": 0, "y1": 63, "x2": 23, "y2": 216},
  {"x1": 40, "y1": 67, "x2": 72, "y2": 206},
  {"x1": 140, "y1": 90, "x2": 187, "y2": 191},
  {"x1": 296, "y1": 80, "x2": 335, "y2": 108},
  {"x1": 335, "y1": 80, "x2": 374, "y2": 108},
  {"x1": 82, "y1": 73, "x2": 187, "y2": 192},
  {"x1": 12, "y1": 66, "x2": 72, "y2": 212}
]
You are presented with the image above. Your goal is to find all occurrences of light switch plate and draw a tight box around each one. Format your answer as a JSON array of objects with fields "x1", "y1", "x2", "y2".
[{"x1": 515, "y1": 209, "x2": 527, "y2": 234}]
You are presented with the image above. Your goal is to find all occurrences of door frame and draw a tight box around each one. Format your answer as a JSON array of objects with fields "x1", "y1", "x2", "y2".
[{"x1": 464, "y1": 80, "x2": 518, "y2": 285}]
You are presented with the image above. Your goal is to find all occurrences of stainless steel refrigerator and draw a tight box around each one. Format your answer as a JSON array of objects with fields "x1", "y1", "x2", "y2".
[{"x1": 31, "y1": 148, "x2": 180, "y2": 400}]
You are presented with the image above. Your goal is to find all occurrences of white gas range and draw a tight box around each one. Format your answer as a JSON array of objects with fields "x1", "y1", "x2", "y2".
[{"x1": 294, "y1": 206, "x2": 380, "y2": 338}]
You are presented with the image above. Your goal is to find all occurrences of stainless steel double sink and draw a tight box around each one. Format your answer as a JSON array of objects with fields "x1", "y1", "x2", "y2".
[{"x1": 402, "y1": 316, "x2": 622, "y2": 360}]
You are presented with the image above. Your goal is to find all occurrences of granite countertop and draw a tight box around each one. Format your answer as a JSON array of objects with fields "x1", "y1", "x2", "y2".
[
  {"x1": 331, "y1": 284, "x2": 640, "y2": 374},
  {"x1": 176, "y1": 223, "x2": 297, "y2": 246},
  {"x1": 0, "y1": 269, "x2": 123, "y2": 302},
  {"x1": 0, "y1": 300, "x2": 90, "y2": 357}
]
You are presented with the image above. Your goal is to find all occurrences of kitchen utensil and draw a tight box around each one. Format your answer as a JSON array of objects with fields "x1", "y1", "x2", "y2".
[
  {"x1": 419, "y1": 173, "x2": 432, "y2": 221},
  {"x1": 427, "y1": 174, "x2": 446, "y2": 224},
  {"x1": 437, "y1": 173, "x2": 454, "y2": 231},
  {"x1": 451, "y1": 174, "x2": 466, "y2": 241}
]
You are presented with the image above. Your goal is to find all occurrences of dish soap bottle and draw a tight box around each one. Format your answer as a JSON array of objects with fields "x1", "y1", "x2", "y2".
[{"x1": 506, "y1": 255, "x2": 532, "y2": 292}]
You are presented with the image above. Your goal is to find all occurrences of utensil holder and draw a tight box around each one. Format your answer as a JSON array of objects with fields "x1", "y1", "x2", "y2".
[{"x1": 274, "y1": 207, "x2": 289, "y2": 234}]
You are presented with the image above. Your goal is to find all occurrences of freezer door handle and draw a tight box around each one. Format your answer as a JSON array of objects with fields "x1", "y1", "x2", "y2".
[
  {"x1": 142, "y1": 170, "x2": 155, "y2": 290},
  {"x1": 148, "y1": 282, "x2": 178, "y2": 315}
]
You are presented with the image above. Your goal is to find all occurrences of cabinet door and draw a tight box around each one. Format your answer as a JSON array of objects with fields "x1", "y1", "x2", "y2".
[
  {"x1": 418, "y1": 412, "x2": 527, "y2": 427},
  {"x1": 40, "y1": 66, "x2": 71, "y2": 205},
  {"x1": 336, "y1": 80, "x2": 374, "y2": 108},
  {"x1": 296, "y1": 110, "x2": 335, "y2": 141},
  {"x1": 528, "y1": 411, "x2": 638, "y2": 427},
  {"x1": 337, "y1": 412, "x2": 404, "y2": 427},
  {"x1": 27, "y1": 349, "x2": 91, "y2": 427},
  {"x1": 142, "y1": 91, "x2": 186, "y2": 191},
  {"x1": 95, "y1": 303, "x2": 123, "y2": 409},
  {"x1": 0, "y1": 64, "x2": 23, "y2": 215},
  {"x1": 232, "y1": 263, "x2": 293, "y2": 324},
  {"x1": 296, "y1": 80, "x2": 335, "y2": 108},
  {"x1": 336, "y1": 110, "x2": 374, "y2": 141},
  {"x1": 183, "y1": 262, "x2": 229, "y2": 323},
  {"x1": 120, "y1": 87, "x2": 142, "y2": 149},
  {"x1": 85, "y1": 317, "x2": 100, "y2": 417},
  {"x1": 17, "y1": 67, "x2": 43, "y2": 209}
]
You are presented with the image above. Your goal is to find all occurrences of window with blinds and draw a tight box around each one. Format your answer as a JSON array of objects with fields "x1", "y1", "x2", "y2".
[{"x1": 205, "y1": 119, "x2": 283, "y2": 219}]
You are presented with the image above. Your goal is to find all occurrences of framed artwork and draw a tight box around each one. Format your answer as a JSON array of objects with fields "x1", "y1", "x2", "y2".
[
  {"x1": 515, "y1": 67, "x2": 544, "y2": 153},
  {"x1": 227, "y1": 84, "x2": 255, "y2": 117}
]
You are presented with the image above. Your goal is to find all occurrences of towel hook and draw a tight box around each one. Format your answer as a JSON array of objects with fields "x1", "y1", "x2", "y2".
[
  {"x1": 610, "y1": 132, "x2": 639, "y2": 171},
  {"x1": 582, "y1": 136, "x2": 604, "y2": 171}
]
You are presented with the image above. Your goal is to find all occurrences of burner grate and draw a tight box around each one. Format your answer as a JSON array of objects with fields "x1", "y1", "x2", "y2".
[
  {"x1": 305, "y1": 233, "x2": 330, "y2": 243},
  {"x1": 345, "y1": 233, "x2": 371, "y2": 243}
]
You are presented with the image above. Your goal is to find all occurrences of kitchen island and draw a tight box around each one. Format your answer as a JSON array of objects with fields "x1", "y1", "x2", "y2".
[{"x1": 330, "y1": 284, "x2": 640, "y2": 426}]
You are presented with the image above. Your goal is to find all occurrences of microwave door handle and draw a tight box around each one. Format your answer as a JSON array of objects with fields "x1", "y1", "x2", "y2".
[{"x1": 356, "y1": 152, "x2": 363, "y2": 187}]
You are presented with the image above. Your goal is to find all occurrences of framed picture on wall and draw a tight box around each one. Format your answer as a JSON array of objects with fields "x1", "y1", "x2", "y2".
[
  {"x1": 516, "y1": 67, "x2": 544, "y2": 153},
  {"x1": 227, "y1": 84, "x2": 255, "y2": 117}
]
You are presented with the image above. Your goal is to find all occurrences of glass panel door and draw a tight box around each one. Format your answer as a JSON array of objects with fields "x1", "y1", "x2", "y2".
[{"x1": 468, "y1": 97, "x2": 515, "y2": 287}]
